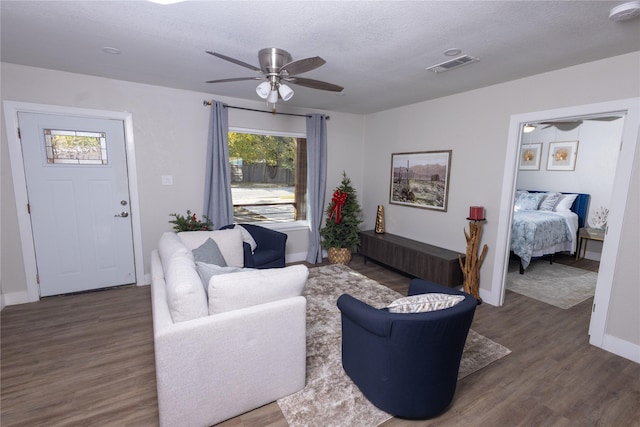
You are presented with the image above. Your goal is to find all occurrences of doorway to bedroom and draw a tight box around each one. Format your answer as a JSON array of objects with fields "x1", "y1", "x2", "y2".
[
  {"x1": 491, "y1": 97, "x2": 640, "y2": 361},
  {"x1": 504, "y1": 113, "x2": 624, "y2": 309}
]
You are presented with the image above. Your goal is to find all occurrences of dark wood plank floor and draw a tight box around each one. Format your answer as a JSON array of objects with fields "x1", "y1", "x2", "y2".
[{"x1": 2, "y1": 254, "x2": 638, "y2": 427}]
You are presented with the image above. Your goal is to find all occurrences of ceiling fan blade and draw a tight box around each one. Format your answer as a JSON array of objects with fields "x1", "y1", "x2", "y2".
[
  {"x1": 285, "y1": 77, "x2": 343, "y2": 92},
  {"x1": 280, "y1": 56, "x2": 326, "y2": 76},
  {"x1": 206, "y1": 77, "x2": 263, "y2": 84},
  {"x1": 206, "y1": 51, "x2": 261, "y2": 72},
  {"x1": 540, "y1": 120, "x2": 583, "y2": 131}
]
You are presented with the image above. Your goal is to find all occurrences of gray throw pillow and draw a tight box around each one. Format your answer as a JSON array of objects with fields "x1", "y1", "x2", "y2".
[
  {"x1": 193, "y1": 238, "x2": 227, "y2": 266},
  {"x1": 195, "y1": 262, "x2": 253, "y2": 294}
]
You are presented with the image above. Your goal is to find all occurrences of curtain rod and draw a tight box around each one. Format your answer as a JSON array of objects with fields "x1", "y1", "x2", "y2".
[{"x1": 202, "y1": 100, "x2": 329, "y2": 120}]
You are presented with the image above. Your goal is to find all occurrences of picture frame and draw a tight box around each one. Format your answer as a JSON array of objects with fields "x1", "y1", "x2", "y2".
[
  {"x1": 547, "y1": 141, "x2": 579, "y2": 171},
  {"x1": 390, "y1": 150, "x2": 452, "y2": 212},
  {"x1": 518, "y1": 143, "x2": 542, "y2": 170}
]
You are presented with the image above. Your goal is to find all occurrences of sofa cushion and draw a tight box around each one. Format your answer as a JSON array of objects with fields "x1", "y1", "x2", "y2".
[
  {"x1": 164, "y1": 251, "x2": 209, "y2": 322},
  {"x1": 178, "y1": 229, "x2": 244, "y2": 267},
  {"x1": 195, "y1": 262, "x2": 255, "y2": 294},
  {"x1": 193, "y1": 238, "x2": 227, "y2": 266},
  {"x1": 208, "y1": 264, "x2": 309, "y2": 314},
  {"x1": 387, "y1": 293, "x2": 465, "y2": 313},
  {"x1": 158, "y1": 231, "x2": 193, "y2": 275}
]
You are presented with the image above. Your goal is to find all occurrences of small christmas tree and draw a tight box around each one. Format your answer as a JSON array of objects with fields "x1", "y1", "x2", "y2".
[{"x1": 320, "y1": 172, "x2": 363, "y2": 252}]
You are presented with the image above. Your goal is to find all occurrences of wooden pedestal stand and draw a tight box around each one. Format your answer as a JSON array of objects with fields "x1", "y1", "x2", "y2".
[{"x1": 458, "y1": 219, "x2": 488, "y2": 304}]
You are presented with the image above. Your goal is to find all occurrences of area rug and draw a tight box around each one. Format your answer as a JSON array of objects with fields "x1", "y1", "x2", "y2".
[
  {"x1": 506, "y1": 261, "x2": 597, "y2": 309},
  {"x1": 277, "y1": 264, "x2": 511, "y2": 427}
]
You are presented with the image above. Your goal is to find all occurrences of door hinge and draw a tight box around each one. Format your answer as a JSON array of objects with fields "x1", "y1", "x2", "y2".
[
  {"x1": 36, "y1": 274, "x2": 40, "y2": 284},
  {"x1": 27, "y1": 203, "x2": 31, "y2": 214},
  {"x1": 17, "y1": 127, "x2": 21, "y2": 140},
  {"x1": 592, "y1": 303, "x2": 596, "y2": 312}
]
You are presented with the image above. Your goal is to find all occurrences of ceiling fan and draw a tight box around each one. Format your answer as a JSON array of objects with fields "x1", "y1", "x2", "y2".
[
  {"x1": 206, "y1": 48, "x2": 344, "y2": 104},
  {"x1": 525, "y1": 115, "x2": 623, "y2": 132}
]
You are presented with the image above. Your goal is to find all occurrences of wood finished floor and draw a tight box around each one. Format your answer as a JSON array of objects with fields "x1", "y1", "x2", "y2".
[{"x1": 2, "y1": 254, "x2": 639, "y2": 427}]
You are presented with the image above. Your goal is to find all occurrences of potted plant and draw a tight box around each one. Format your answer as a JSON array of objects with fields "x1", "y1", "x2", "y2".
[
  {"x1": 320, "y1": 172, "x2": 363, "y2": 264},
  {"x1": 169, "y1": 210, "x2": 213, "y2": 232}
]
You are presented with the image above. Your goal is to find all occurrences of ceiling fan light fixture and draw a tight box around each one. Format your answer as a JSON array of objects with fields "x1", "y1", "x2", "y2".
[
  {"x1": 278, "y1": 84, "x2": 294, "y2": 101},
  {"x1": 609, "y1": 1, "x2": 640, "y2": 21},
  {"x1": 523, "y1": 124, "x2": 536, "y2": 133},
  {"x1": 256, "y1": 81, "x2": 271, "y2": 99},
  {"x1": 267, "y1": 89, "x2": 279, "y2": 104}
]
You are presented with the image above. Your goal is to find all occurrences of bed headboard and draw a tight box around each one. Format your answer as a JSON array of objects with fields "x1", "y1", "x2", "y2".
[{"x1": 528, "y1": 191, "x2": 591, "y2": 228}]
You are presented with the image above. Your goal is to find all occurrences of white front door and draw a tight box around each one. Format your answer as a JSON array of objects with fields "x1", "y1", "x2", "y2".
[{"x1": 18, "y1": 112, "x2": 136, "y2": 296}]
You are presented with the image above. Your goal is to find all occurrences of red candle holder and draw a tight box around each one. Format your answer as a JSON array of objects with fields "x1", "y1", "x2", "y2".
[{"x1": 468, "y1": 206, "x2": 485, "y2": 221}]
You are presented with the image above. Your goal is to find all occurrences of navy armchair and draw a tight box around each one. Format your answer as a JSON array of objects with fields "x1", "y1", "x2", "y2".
[
  {"x1": 337, "y1": 279, "x2": 477, "y2": 419},
  {"x1": 219, "y1": 224, "x2": 287, "y2": 269}
]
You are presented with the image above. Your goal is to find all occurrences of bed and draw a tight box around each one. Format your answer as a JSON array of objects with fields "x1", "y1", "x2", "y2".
[{"x1": 511, "y1": 190, "x2": 590, "y2": 273}]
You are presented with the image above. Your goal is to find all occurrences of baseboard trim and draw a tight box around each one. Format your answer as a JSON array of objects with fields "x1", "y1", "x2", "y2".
[
  {"x1": 3, "y1": 290, "x2": 31, "y2": 306},
  {"x1": 599, "y1": 333, "x2": 640, "y2": 363},
  {"x1": 286, "y1": 251, "x2": 309, "y2": 264}
]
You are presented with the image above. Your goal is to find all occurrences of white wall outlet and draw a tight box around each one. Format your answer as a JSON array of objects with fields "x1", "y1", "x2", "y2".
[{"x1": 161, "y1": 175, "x2": 173, "y2": 186}]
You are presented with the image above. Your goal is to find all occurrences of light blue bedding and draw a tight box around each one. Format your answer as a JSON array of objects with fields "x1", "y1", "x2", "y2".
[{"x1": 511, "y1": 210, "x2": 574, "y2": 269}]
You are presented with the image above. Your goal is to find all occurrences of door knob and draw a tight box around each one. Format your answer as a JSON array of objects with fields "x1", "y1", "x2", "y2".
[{"x1": 115, "y1": 211, "x2": 129, "y2": 218}]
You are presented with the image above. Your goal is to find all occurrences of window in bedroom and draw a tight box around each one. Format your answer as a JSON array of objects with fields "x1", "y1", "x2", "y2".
[{"x1": 229, "y1": 130, "x2": 307, "y2": 223}]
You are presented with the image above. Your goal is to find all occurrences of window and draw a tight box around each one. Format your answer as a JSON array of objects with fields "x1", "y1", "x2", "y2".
[
  {"x1": 44, "y1": 129, "x2": 108, "y2": 165},
  {"x1": 229, "y1": 130, "x2": 307, "y2": 223}
]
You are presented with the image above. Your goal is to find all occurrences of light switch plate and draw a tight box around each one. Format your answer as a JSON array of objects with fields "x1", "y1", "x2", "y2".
[{"x1": 161, "y1": 175, "x2": 173, "y2": 186}]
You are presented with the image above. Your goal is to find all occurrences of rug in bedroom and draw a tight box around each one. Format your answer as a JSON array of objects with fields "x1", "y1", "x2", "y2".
[
  {"x1": 506, "y1": 260, "x2": 597, "y2": 309},
  {"x1": 277, "y1": 264, "x2": 511, "y2": 427}
]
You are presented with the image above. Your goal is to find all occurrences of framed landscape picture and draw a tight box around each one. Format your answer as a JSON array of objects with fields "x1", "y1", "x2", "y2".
[
  {"x1": 390, "y1": 150, "x2": 452, "y2": 212},
  {"x1": 547, "y1": 141, "x2": 579, "y2": 171},
  {"x1": 519, "y1": 143, "x2": 542, "y2": 170}
]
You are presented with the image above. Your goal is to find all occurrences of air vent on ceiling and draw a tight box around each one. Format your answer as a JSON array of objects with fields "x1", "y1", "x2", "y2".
[{"x1": 426, "y1": 55, "x2": 479, "y2": 73}]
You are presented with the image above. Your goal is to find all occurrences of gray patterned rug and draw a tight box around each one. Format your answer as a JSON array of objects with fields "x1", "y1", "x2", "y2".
[
  {"x1": 277, "y1": 264, "x2": 511, "y2": 427},
  {"x1": 506, "y1": 261, "x2": 597, "y2": 309}
]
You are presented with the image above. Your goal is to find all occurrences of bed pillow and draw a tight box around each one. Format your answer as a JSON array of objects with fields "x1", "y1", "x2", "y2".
[
  {"x1": 387, "y1": 293, "x2": 465, "y2": 313},
  {"x1": 554, "y1": 193, "x2": 578, "y2": 212},
  {"x1": 514, "y1": 192, "x2": 545, "y2": 211},
  {"x1": 539, "y1": 192, "x2": 562, "y2": 211}
]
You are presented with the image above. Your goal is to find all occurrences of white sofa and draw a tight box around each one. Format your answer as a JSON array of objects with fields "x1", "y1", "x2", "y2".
[{"x1": 150, "y1": 230, "x2": 308, "y2": 427}]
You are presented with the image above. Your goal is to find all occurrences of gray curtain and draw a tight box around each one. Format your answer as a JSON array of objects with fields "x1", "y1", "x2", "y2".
[
  {"x1": 305, "y1": 114, "x2": 328, "y2": 263},
  {"x1": 203, "y1": 101, "x2": 234, "y2": 229}
]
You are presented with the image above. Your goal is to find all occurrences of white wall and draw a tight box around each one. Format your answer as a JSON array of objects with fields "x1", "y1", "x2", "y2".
[
  {"x1": 0, "y1": 62, "x2": 364, "y2": 300},
  {"x1": 362, "y1": 52, "x2": 639, "y2": 349}
]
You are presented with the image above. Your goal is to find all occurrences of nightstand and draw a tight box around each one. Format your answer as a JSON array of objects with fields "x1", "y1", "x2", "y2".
[{"x1": 576, "y1": 227, "x2": 605, "y2": 260}]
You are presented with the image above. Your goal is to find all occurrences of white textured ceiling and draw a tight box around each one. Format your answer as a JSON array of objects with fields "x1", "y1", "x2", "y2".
[{"x1": 1, "y1": 1, "x2": 639, "y2": 114}]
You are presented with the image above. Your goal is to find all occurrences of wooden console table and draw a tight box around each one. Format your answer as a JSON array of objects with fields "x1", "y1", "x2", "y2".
[{"x1": 358, "y1": 230, "x2": 464, "y2": 287}]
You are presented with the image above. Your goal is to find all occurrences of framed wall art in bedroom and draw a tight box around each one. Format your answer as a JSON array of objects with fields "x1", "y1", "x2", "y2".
[
  {"x1": 519, "y1": 143, "x2": 542, "y2": 170},
  {"x1": 547, "y1": 141, "x2": 579, "y2": 171}
]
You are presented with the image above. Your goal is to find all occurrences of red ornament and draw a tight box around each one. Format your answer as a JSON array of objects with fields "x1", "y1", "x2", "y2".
[{"x1": 329, "y1": 190, "x2": 348, "y2": 224}]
